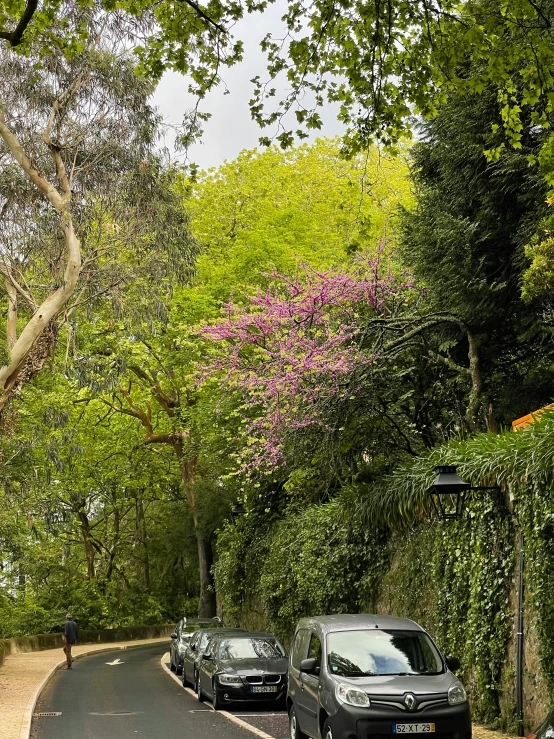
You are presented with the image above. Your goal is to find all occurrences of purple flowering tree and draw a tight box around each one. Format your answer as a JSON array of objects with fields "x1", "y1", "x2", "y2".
[{"x1": 201, "y1": 250, "x2": 415, "y2": 470}]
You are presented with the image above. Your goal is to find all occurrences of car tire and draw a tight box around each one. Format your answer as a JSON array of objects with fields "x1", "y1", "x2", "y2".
[
  {"x1": 169, "y1": 654, "x2": 175, "y2": 672},
  {"x1": 196, "y1": 674, "x2": 203, "y2": 702},
  {"x1": 176, "y1": 660, "x2": 183, "y2": 676},
  {"x1": 289, "y1": 707, "x2": 308, "y2": 739},
  {"x1": 182, "y1": 667, "x2": 189, "y2": 687},
  {"x1": 323, "y1": 721, "x2": 333, "y2": 739},
  {"x1": 212, "y1": 682, "x2": 221, "y2": 710}
]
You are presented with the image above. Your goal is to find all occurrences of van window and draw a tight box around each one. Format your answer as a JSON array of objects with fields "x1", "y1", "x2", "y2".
[
  {"x1": 308, "y1": 633, "x2": 322, "y2": 668},
  {"x1": 327, "y1": 629, "x2": 444, "y2": 677},
  {"x1": 291, "y1": 629, "x2": 310, "y2": 670}
]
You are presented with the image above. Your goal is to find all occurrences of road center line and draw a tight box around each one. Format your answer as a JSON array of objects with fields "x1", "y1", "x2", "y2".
[{"x1": 159, "y1": 653, "x2": 277, "y2": 739}]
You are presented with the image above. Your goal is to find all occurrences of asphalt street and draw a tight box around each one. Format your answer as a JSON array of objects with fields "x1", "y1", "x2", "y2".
[{"x1": 30, "y1": 642, "x2": 288, "y2": 739}]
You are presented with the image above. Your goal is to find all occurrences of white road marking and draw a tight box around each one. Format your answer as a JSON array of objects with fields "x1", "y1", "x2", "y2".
[
  {"x1": 159, "y1": 653, "x2": 277, "y2": 738},
  {"x1": 233, "y1": 714, "x2": 286, "y2": 717},
  {"x1": 219, "y1": 711, "x2": 275, "y2": 739},
  {"x1": 105, "y1": 658, "x2": 124, "y2": 665}
]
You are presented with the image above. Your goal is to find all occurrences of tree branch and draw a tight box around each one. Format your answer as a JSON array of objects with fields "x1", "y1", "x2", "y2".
[
  {"x1": 0, "y1": 0, "x2": 38, "y2": 47},
  {"x1": 175, "y1": 0, "x2": 227, "y2": 34},
  {"x1": 5, "y1": 277, "x2": 17, "y2": 352}
]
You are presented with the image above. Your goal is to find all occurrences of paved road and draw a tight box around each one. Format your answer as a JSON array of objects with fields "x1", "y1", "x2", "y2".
[{"x1": 31, "y1": 642, "x2": 288, "y2": 739}]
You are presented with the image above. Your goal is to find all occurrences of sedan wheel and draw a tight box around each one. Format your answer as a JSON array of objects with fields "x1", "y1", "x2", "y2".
[
  {"x1": 289, "y1": 707, "x2": 307, "y2": 739},
  {"x1": 169, "y1": 655, "x2": 175, "y2": 672},
  {"x1": 176, "y1": 660, "x2": 183, "y2": 676},
  {"x1": 212, "y1": 682, "x2": 221, "y2": 711},
  {"x1": 323, "y1": 722, "x2": 333, "y2": 739},
  {"x1": 196, "y1": 674, "x2": 203, "y2": 702},
  {"x1": 182, "y1": 667, "x2": 189, "y2": 687}
]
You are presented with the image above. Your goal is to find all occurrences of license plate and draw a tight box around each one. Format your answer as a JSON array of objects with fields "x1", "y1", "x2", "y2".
[
  {"x1": 393, "y1": 725, "x2": 435, "y2": 734},
  {"x1": 251, "y1": 685, "x2": 278, "y2": 693}
]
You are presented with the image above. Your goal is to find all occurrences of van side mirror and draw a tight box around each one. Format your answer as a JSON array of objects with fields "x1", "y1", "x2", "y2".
[
  {"x1": 170, "y1": 633, "x2": 178, "y2": 640},
  {"x1": 300, "y1": 657, "x2": 318, "y2": 674},
  {"x1": 446, "y1": 656, "x2": 460, "y2": 672}
]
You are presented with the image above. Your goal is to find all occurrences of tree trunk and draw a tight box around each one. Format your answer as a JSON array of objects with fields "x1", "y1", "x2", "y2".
[
  {"x1": 0, "y1": 116, "x2": 81, "y2": 406},
  {"x1": 196, "y1": 535, "x2": 216, "y2": 618},
  {"x1": 465, "y1": 330, "x2": 485, "y2": 432},
  {"x1": 173, "y1": 441, "x2": 217, "y2": 618},
  {"x1": 136, "y1": 494, "x2": 150, "y2": 591}
]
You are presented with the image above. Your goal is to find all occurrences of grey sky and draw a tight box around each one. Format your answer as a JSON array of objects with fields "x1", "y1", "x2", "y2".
[{"x1": 153, "y1": 2, "x2": 344, "y2": 171}]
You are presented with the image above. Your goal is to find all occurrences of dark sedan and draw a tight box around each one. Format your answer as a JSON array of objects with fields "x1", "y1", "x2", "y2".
[
  {"x1": 182, "y1": 627, "x2": 246, "y2": 691},
  {"x1": 197, "y1": 632, "x2": 288, "y2": 710}
]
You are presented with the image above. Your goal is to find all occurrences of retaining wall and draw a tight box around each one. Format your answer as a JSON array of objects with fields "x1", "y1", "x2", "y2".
[{"x1": 0, "y1": 624, "x2": 173, "y2": 668}]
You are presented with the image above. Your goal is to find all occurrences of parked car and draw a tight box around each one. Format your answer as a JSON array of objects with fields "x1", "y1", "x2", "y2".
[
  {"x1": 197, "y1": 632, "x2": 288, "y2": 710},
  {"x1": 287, "y1": 614, "x2": 470, "y2": 739},
  {"x1": 182, "y1": 627, "x2": 246, "y2": 691},
  {"x1": 169, "y1": 620, "x2": 195, "y2": 675},
  {"x1": 529, "y1": 706, "x2": 554, "y2": 739}
]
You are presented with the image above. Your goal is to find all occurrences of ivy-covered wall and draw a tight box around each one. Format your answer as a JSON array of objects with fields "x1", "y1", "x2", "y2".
[{"x1": 215, "y1": 474, "x2": 554, "y2": 731}]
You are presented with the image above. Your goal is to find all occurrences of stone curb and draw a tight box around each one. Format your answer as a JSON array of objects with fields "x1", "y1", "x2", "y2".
[{"x1": 18, "y1": 639, "x2": 167, "y2": 739}]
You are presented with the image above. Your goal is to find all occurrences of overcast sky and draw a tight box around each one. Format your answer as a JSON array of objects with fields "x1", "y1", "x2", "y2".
[{"x1": 153, "y1": 2, "x2": 344, "y2": 171}]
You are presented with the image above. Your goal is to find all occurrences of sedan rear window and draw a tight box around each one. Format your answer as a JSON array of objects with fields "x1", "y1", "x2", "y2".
[
  {"x1": 327, "y1": 630, "x2": 444, "y2": 677},
  {"x1": 217, "y1": 638, "x2": 286, "y2": 660}
]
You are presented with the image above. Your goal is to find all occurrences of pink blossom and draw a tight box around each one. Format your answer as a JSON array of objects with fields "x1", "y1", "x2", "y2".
[{"x1": 200, "y1": 250, "x2": 413, "y2": 471}]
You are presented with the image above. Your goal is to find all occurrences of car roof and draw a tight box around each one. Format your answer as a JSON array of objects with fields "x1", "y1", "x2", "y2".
[
  {"x1": 198, "y1": 627, "x2": 246, "y2": 635},
  {"x1": 295, "y1": 614, "x2": 425, "y2": 634},
  {"x1": 209, "y1": 632, "x2": 278, "y2": 640}
]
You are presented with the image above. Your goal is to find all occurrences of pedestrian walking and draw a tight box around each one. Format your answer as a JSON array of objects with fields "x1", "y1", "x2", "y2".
[{"x1": 63, "y1": 613, "x2": 78, "y2": 669}]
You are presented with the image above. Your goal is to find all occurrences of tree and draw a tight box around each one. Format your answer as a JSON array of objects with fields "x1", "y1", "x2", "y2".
[
  {"x1": 399, "y1": 89, "x2": 554, "y2": 430},
  {"x1": 201, "y1": 252, "x2": 414, "y2": 469},
  {"x1": 0, "y1": 8, "x2": 196, "y2": 408},
  {"x1": 69, "y1": 139, "x2": 411, "y2": 616}
]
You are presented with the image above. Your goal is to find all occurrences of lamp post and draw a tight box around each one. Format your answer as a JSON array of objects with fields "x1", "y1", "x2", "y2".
[
  {"x1": 428, "y1": 465, "x2": 525, "y2": 737},
  {"x1": 231, "y1": 502, "x2": 246, "y2": 524}
]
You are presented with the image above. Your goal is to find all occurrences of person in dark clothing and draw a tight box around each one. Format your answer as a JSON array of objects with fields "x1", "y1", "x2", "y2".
[{"x1": 64, "y1": 613, "x2": 78, "y2": 669}]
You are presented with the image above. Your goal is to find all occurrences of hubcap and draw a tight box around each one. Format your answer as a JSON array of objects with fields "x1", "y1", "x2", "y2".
[
  {"x1": 290, "y1": 713, "x2": 296, "y2": 738},
  {"x1": 325, "y1": 729, "x2": 333, "y2": 739}
]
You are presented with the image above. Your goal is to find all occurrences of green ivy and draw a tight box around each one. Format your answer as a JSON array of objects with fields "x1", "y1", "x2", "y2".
[{"x1": 378, "y1": 504, "x2": 513, "y2": 725}]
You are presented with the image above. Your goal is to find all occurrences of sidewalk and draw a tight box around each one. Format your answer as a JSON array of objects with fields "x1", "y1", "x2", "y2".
[
  {"x1": 473, "y1": 727, "x2": 518, "y2": 739},
  {"x1": 0, "y1": 636, "x2": 168, "y2": 739}
]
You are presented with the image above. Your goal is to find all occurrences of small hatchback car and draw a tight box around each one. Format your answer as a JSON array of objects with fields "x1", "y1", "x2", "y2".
[{"x1": 287, "y1": 614, "x2": 470, "y2": 739}]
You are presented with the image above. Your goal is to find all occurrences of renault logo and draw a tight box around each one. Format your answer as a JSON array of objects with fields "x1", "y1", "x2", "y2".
[{"x1": 404, "y1": 693, "x2": 417, "y2": 711}]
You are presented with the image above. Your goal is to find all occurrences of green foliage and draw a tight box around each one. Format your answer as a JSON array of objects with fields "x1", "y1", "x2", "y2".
[
  {"x1": 380, "y1": 508, "x2": 514, "y2": 724},
  {"x1": 215, "y1": 498, "x2": 387, "y2": 642}
]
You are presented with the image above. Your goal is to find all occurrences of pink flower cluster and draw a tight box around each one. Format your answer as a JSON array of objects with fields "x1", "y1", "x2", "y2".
[{"x1": 201, "y1": 251, "x2": 411, "y2": 470}]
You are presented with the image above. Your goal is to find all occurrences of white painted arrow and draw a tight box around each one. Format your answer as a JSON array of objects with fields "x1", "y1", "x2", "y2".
[{"x1": 105, "y1": 658, "x2": 124, "y2": 666}]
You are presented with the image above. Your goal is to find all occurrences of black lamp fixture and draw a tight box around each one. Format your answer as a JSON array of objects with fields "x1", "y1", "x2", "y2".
[
  {"x1": 231, "y1": 502, "x2": 246, "y2": 523},
  {"x1": 428, "y1": 466, "x2": 471, "y2": 520},
  {"x1": 428, "y1": 465, "x2": 499, "y2": 521}
]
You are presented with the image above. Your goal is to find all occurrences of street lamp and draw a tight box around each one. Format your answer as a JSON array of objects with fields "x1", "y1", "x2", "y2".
[
  {"x1": 231, "y1": 502, "x2": 246, "y2": 523},
  {"x1": 427, "y1": 466, "x2": 471, "y2": 520},
  {"x1": 428, "y1": 465, "x2": 524, "y2": 737},
  {"x1": 427, "y1": 465, "x2": 499, "y2": 521}
]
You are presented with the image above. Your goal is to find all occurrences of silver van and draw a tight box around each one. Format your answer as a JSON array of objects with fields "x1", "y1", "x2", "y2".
[{"x1": 287, "y1": 614, "x2": 470, "y2": 739}]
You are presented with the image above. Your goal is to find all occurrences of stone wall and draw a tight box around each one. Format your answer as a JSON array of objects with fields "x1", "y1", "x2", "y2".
[{"x1": 0, "y1": 624, "x2": 173, "y2": 668}]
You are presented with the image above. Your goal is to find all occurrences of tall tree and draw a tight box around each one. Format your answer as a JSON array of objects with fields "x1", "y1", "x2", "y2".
[
  {"x1": 0, "y1": 8, "x2": 196, "y2": 408},
  {"x1": 399, "y1": 90, "x2": 553, "y2": 430}
]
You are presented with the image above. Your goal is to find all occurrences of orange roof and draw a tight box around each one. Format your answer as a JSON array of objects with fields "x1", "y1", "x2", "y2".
[{"x1": 512, "y1": 404, "x2": 554, "y2": 431}]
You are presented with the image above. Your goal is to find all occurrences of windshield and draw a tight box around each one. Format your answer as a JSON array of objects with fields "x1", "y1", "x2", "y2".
[
  {"x1": 217, "y1": 637, "x2": 286, "y2": 661},
  {"x1": 327, "y1": 630, "x2": 444, "y2": 677}
]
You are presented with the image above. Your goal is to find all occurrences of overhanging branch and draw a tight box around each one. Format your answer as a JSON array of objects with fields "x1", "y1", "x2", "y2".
[
  {"x1": 175, "y1": 0, "x2": 227, "y2": 34},
  {"x1": 0, "y1": 0, "x2": 38, "y2": 47}
]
